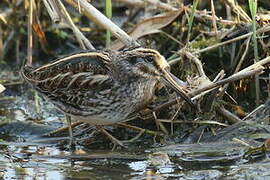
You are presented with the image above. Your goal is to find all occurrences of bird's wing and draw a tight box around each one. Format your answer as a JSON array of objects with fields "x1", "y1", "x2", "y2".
[{"x1": 21, "y1": 51, "x2": 116, "y2": 115}]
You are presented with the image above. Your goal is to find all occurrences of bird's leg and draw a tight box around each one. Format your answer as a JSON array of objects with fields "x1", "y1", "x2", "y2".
[
  {"x1": 66, "y1": 115, "x2": 76, "y2": 149},
  {"x1": 152, "y1": 112, "x2": 169, "y2": 135},
  {"x1": 97, "y1": 126, "x2": 126, "y2": 148},
  {"x1": 121, "y1": 129, "x2": 145, "y2": 143}
]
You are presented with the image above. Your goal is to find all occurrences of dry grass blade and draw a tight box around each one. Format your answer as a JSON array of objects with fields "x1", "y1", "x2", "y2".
[
  {"x1": 56, "y1": 0, "x2": 94, "y2": 50},
  {"x1": 0, "y1": 8, "x2": 12, "y2": 24},
  {"x1": 41, "y1": 0, "x2": 60, "y2": 23},
  {"x1": 191, "y1": 66, "x2": 264, "y2": 96},
  {"x1": 27, "y1": 0, "x2": 34, "y2": 66},
  {"x1": 210, "y1": 0, "x2": 217, "y2": 35},
  {"x1": 0, "y1": 28, "x2": 3, "y2": 60},
  {"x1": 224, "y1": 0, "x2": 251, "y2": 22},
  {"x1": 114, "y1": 0, "x2": 177, "y2": 12},
  {"x1": 158, "y1": 119, "x2": 228, "y2": 127},
  {"x1": 65, "y1": 0, "x2": 138, "y2": 47},
  {"x1": 0, "y1": 84, "x2": 5, "y2": 93}
]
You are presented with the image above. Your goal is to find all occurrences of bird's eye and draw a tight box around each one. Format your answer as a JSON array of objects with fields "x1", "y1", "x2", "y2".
[{"x1": 145, "y1": 56, "x2": 154, "y2": 63}]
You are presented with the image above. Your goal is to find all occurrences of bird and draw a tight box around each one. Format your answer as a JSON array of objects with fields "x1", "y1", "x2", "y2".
[{"x1": 21, "y1": 47, "x2": 195, "y2": 146}]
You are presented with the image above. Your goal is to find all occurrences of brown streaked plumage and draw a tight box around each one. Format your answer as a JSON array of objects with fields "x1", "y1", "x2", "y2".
[{"x1": 21, "y1": 48, "x2": 194, "y2": 126}]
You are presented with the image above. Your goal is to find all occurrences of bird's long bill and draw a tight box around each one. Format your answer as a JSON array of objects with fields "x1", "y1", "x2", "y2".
[{"x1": 161, "y1": 69, "x2": 196, "y2": 109}]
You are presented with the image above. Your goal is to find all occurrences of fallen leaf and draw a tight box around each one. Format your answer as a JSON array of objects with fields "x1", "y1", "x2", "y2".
[{"x1": 111, "y1": 9, "x2": 183, "y2": 50}]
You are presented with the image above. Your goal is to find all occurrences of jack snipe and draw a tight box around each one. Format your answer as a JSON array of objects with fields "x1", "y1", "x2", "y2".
[{"x1": 21, "y1": 48, "x2": 195, "y2": 145}]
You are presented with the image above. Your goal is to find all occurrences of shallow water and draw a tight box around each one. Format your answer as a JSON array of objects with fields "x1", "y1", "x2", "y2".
[{"x1": 0, "y1": 143, "x2": 269, "y2": 180}]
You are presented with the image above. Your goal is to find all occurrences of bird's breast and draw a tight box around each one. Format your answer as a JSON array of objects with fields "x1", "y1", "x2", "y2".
[{"x1": 126, "y1": 79, "x2": 158, "y2": 112}]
